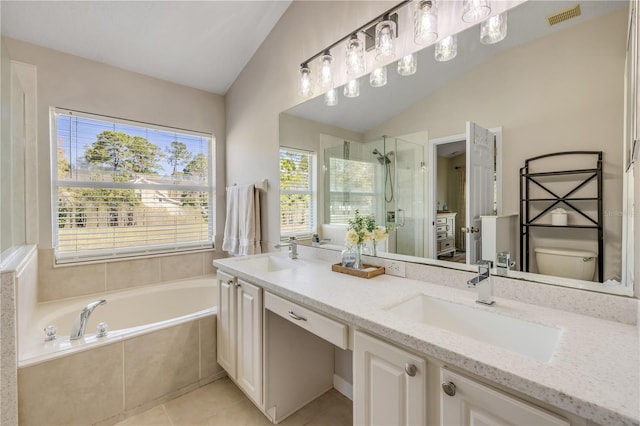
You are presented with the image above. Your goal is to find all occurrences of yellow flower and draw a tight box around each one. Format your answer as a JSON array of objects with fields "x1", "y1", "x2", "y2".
[
  {"x1": 363, "y1": 230, "x2": 373, "y2": 243},
  {"x1": 345, "y1": 229, "x2": 359, "y2": 247},
  {"x1": 373, "y1": 226, "x2": 388, "y2": 241}
]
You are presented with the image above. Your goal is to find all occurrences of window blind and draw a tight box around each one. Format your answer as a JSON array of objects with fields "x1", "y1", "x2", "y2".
[
  {"x1": 52, "y1": 108, "x2": 214, "y2": 263},
  {"x1": 328, "y1": 157, "x2": 377, "y2": 224},
  {"x1": 280, "y1": 147, "x2": 316, "y2": 237}
]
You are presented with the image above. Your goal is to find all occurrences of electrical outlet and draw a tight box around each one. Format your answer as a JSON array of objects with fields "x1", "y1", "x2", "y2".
[{"x1": 383, "y1": 259, "x2": 406, "y2": 277}]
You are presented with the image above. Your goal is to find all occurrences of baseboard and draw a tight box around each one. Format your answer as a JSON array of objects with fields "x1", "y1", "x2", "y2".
[{"x1": 333, "y1": 374, "x2": 353, "y2": 401}]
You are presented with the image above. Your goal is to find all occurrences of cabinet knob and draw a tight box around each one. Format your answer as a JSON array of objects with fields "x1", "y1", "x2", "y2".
[
  {"x1": 235, "y1": 282, "x2": 241, "y2": 288},
  {"x1": 442, "y1": 381, "x2": 456, "y2": 397},
  {"x1": 227, "y1": 280, "x2": 234, "y2": 286},
  {"x1": 404, "y1": 363, "x2": 417, "y2": 377}
]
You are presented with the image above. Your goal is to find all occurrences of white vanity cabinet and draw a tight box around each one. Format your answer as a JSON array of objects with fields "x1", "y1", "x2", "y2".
[
  {"x1": 216, "y1": 271, "x2": 263, "y2": 407},
  {"x1": 354, "y1": 330, "x2": 427, "y2": 426},
  {"x1": 440, "y1": 368, "x2": 570, "y2": 426}
]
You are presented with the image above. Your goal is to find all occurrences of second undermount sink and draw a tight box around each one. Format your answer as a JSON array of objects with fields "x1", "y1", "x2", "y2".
[
  {"x1": 386, "y1": 295, "x2": 561, "y2": 362},
  {"x1": 233, "y1": 255, "x2": 301, "y2": 273}
]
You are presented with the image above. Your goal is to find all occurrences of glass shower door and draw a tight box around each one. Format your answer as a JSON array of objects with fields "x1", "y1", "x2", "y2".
[{"x1": 383, "y1": 136, "x2": 426, "y2": 257}]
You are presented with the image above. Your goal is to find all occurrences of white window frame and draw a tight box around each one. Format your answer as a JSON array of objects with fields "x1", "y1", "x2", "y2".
[
  {"x1": 279, "y1": 147, "x2": 317, "y2": 239},
  {"x1": 50, "y1": 107, "x2": 215, "y2": 264}
]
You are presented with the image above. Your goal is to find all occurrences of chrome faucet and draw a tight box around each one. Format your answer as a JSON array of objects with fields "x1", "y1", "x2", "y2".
[
  {"x1": 467, "y1": 260, "x2": 494, "y2": 305},
  {"x1": 495, "y1": 251, "x2": 516, "y2": 276},
  {"x1": 70, "y1": 299, "x2": 106, "y2": 340},
  {"x1": 275, "y1": 236, "x2": 298, "y2": 259}
]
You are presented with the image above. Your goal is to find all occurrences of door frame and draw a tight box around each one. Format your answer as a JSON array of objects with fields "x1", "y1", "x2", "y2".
[{"x1": 427, "y1": 127, "x2": 503, "y2": 260}]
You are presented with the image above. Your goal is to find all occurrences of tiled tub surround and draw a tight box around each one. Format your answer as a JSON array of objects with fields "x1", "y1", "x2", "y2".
[
  {"x1": 18, "y1": 276, "x2": 223, "y2": 425},
  {"x1": 215, "y1": 251, "x2": 640, "y2": 426},
  {"x1": 37, "y1": 248, "x2": 222, "y2": 302}
]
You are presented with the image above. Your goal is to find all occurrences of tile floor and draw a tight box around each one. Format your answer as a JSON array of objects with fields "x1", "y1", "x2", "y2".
[{"x1": 116, "y1": 377, "x2": 353, "y2": 426}]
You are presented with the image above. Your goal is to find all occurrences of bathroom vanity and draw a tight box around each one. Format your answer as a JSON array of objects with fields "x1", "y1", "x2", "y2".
[{"x1": 214, "y1": 251, "x2": 639, "y2": 426}]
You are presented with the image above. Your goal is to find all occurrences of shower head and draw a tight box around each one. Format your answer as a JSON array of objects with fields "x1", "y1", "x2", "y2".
[{"x1": 372, "y1": 148, "x2": 391, "y2": 165}]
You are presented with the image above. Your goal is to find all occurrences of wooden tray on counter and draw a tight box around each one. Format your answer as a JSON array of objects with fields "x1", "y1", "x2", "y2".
[{"x1": 331, "y1": 263, "x2": 385, "y2": 279}]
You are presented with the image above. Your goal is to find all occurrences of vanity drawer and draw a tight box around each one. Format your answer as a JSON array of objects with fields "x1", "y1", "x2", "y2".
[
  {"x1": 438, "y1": 238, "x2": 454, "y2": 251},
  {"x1": 436, "y1": 224, "x2": 449, "y2": 233},
  {"x1": 436, "y1": 217, "x2": 447, "y2": 225},
  {"x1": 265, "y1": 292, "x2": 348, "y2": 349}
]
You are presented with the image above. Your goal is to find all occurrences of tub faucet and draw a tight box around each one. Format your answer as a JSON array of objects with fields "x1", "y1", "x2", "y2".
[
  {"x1": 467, "y1": 260, "x2": 494, "y2": 305},
  {"x1": 70, "y1": 299, "x2": 106, "y2": 340}
]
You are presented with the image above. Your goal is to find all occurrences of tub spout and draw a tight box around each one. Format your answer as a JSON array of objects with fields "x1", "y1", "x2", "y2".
[{"x1": 70, "y1": 299, "x2": 106, "y2": 340}]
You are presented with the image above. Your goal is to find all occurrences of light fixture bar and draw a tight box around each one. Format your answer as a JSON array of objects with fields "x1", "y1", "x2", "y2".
[{"x1": 299, "y1": 0, "x2": 410, "y2": 68}]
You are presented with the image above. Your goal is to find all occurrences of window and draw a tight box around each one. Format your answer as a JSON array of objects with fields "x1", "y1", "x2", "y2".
[
  {"x1": 327, "y1": 157, "x2": 377, "y2": 224},
  {"x1": 279, "y1": 147, "x2": 316, "y2": 238},
  {"x1": 52, "y1": 108, "x2": 214, "y2": 263}
]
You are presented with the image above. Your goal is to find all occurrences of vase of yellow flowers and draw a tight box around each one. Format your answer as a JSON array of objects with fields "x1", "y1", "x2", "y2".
[{"x1": 344, "y1": 210, "x2": 389, "y2": 269}]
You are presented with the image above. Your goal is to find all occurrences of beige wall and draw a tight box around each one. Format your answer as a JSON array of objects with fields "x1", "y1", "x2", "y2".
[
  {"x1": 366, "y1": 9, "x2": 626, "y2": 280},
  {"x1": 4, "y1": 38, "x2": 227, "y2": 300},
  {"x1": 4, "y1": 37, "x2": 227, "y2": 250},
  {"x1": 436, "y1": 156, "x2": 449, "y2": 209}
]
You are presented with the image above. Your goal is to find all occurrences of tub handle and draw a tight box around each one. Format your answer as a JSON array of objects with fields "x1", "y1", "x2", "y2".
[{"x1": 287, "y1": 310, "x2": 307, "y2": 321}]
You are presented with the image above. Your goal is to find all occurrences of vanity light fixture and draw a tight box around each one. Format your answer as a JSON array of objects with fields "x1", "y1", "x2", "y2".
[
  {"x1": 319, "y1": 51, "x2": 334, "y2": 89},
  {"x1": 370, "y1": 66, "x2": 388, "y2": 87},
  {"x1": 325, "y1": 88, "x2": 339, "y2": 106},
  {"x1": 344, "y1": 78, "x2": 360, "y2": 98},
  {"x1": 462, "y1": 0, "x2": 491, "y2": 23},
  {"x1": 435, "y1": 35, "x2": 457, "y2": 62},
  {"x1": 398, "y1": 53, "x2": 417, "y2": 76},
  {"x1": 480, "y1": 12, "x2": 507, "y2": 45},
  {"x1": 298, "y1": 63, "x2": 313, "y2": 98},
  {"x1": 375, "y1": 14, "x2": 397, "y2": 61},
  {"x1": 346, "y1": 34, "x2": 366, "y2": 76},
  {"x1": 414, "y1": 0, "x2": 438, "y2": 45}
]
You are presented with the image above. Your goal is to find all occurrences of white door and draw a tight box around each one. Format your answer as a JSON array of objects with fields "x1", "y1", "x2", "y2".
[
  {"x1": 441, "y1": 369, "x2": 569, "y2": 426},
  {"x1": 236, "y1": 279, "x2": 263, "y2": 407},
  {"x1": 465, "y1": 121, "x2": 495, "y2": 264},
  {"x1": 216, "y1": 272, "x2": 237, "y2": 379},
  {"x1": 354, "y1": 331, "x2": 427, "y2": 426}
]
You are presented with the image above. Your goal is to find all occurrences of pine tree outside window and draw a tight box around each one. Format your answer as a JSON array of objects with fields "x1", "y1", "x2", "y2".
[{"x1": 51, "y1": 108, "x2": 214, "y2": 263}]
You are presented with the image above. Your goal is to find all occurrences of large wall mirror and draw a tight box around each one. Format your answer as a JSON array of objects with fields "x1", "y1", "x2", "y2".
[{"x1": 279, "y1": 0, "x2": 636, "y2": 295}]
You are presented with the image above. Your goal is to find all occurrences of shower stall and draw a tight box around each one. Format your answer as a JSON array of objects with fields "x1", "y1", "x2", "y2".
[{"x1": 324, "y1": 136, "x2": 426, "y2": 257}]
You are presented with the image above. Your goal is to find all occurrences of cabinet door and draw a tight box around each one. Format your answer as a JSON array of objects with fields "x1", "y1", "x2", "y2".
[
  {"x1": 236, "y1": 279, "x2": 263, "y2": 406},
  {"x1": 216, "y1": 272, "x2": 236, "y2": 379},
  {"x1": 354, "y1": 331, "x2": 427, "y2": 426},
  {"x1": 440, "y1": 368, "x2": 569, "y2": 426}
]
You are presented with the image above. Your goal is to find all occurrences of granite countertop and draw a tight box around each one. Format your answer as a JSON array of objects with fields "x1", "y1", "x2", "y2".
[{"x1": 213, "y1": 253, "x2": 640, "y2": 426}]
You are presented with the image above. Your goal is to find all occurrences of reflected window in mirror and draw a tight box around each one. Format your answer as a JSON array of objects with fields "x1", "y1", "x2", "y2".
[
  {"x1": 280, "y1": 147, "x2": 317, "y2": 239},
  {"x1": 325, "y1": 142, "x2": 379, "y2": 225}
]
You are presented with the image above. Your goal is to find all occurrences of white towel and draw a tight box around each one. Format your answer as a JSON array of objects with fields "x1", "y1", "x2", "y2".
[{"x1": 222, "y1": 184, "x2": 262, "y2": 256}]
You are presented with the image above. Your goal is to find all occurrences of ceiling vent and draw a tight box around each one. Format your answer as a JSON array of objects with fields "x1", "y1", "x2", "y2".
[{"x1": 547, "y1": 4, "x2": 581, "y2": 26}]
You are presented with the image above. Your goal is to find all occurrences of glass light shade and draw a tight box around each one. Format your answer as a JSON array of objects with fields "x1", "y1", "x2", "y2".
[
  {"x1": 319, "y1": 53, "x2": 334, "y2": 89},
  {"x1": 480, "y1": 12, "x2": 507, "y2": 44},
  {"x1": 434, "y1": 35, "x2": 457, "y2": 62},
  {"x1": 370, "y1": 66, "x2": 387, "y2": 87},
  {"x1": 344, "y1": 79, "x2": 360, "y2": 98},
  {"x1": 346, "y1": 34, "x2": 366, "y2": 75},
  {"x1": 324, "y1": 88, "x2": 338, "y2": 106},
  {"x1": 398, "y1": 54, "x2": 417, "y2": 76},
  {"x1": 462, "y1": 0, "x2": 491, "y2": 23},
  {"x1": 375, "y1": 19, "x2": 396, "y2": 62},
  {"x1": 298, "y1": 65, "x2": 313, "y2": 98},
  {"x1": 414, "y1": 0, "x2": 438, "y2": 45}
]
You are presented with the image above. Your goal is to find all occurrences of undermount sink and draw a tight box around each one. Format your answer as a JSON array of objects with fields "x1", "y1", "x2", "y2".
[
  {"x1": 234, "y1": 255, "x2": 301, "y2": 273},
  {"x1": 386, "y1": 295, "x2": 561, "y2": 362}
]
